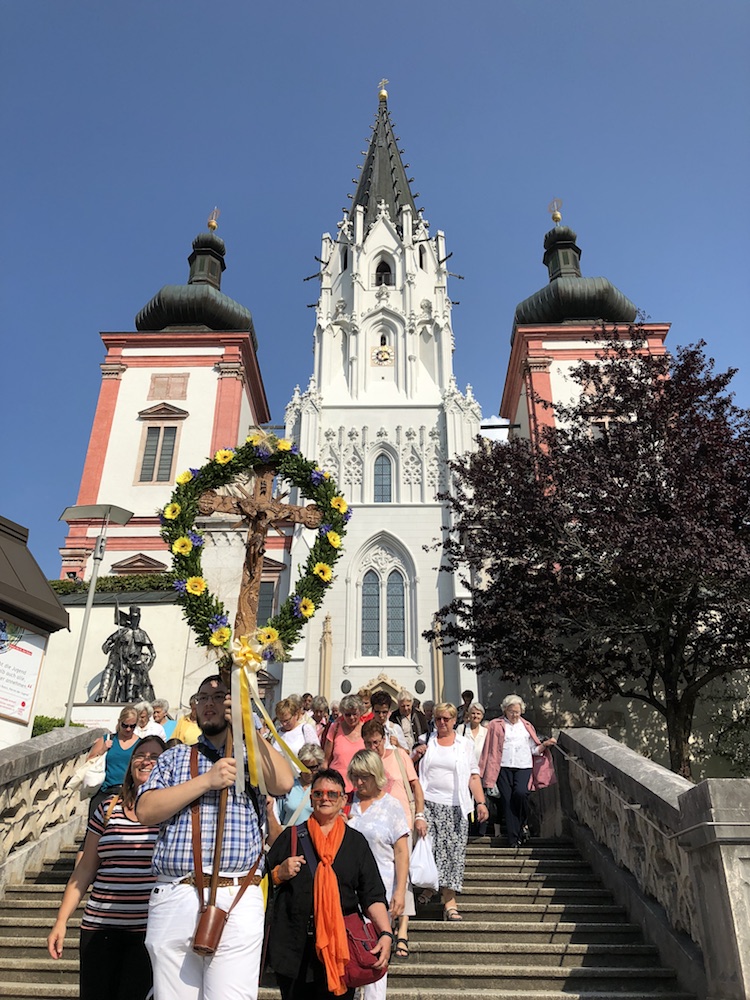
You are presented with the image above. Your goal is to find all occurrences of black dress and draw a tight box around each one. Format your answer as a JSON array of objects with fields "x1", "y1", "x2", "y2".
[{"x1": 267, "y1": 823, "x2": 387, "y2": 1000}]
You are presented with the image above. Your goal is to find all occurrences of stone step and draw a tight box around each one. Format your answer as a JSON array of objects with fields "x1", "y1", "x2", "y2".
[
  {"x1": 408, "y1": 920, "x2": 644, "y2": 942},
  {"x1": 433, "y1": 887, "x2": 614, "y2": 902},
  {"x1": 0, "y1": 918, "x2": 80, "y2": 935},
  {"x1": 461, "y1": 873, "x2": 601, "y2": 886},
  {"x1": 417, "y1": 902, "x2": 630, "y2": 922},
  {"x1": 406, "y1": 941, "x2": 661, "y2": 968},
  {"x1": 462, "y1": 858, "x2": 593, "y2": 870},
  {"x1": 0, "y1": 958, "x2": 78, "y2": 984},
  {"x1": 385, "y1": 963, "x2": 684, "y2": 991}
]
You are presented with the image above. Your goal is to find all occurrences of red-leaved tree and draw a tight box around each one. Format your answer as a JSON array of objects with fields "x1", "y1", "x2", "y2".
[{"x1": 426, "y1": 339, "x2": 750, "y2": 777}]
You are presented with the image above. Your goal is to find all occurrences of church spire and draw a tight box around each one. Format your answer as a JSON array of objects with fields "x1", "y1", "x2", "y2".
[{"x1": 349, "y1": 82, "x2": 419, "y2": 236}]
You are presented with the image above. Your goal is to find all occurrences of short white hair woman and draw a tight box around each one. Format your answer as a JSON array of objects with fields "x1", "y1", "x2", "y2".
[{"x1": 478, "y1": 695, "x2": 557, "y2": 848}]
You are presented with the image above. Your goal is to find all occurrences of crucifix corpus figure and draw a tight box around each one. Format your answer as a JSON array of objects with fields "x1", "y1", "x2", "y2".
[{"x1": 197, "y1": 465, "x2": 323, "y2": 640}]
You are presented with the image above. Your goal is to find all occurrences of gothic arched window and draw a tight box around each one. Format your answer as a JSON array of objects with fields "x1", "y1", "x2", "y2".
[
  {"x1": 341, "y1": 246, "x2": 348, "y2": 271},
  {"x1": 375, "y1": 260, "x2": 393, "y2": 286},
  {"x1": 360, "y1": 567, "x2": 406, "y2": 657},
  {"x1": 361, "y1": 570, "x2": 381, "y2": 656},
  {"x1": 373, "y1": 454, "x2": 392, "y2": 503},
  {"x1": 419, "y1": 244, "x2": 426, "y2": 270}
]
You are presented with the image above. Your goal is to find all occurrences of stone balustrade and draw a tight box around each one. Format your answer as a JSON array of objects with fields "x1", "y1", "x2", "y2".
[
  {"x1": 554, "y1": 728, "x2": 750, "y2": 1000},
  {"x1": 0, "y1": 727, "x2": 102, "y2": 890}
]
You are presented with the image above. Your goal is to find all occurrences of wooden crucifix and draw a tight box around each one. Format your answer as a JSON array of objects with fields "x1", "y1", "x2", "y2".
[{"x1": 197, "y1": 466, "x2": 323, "y2": 641}]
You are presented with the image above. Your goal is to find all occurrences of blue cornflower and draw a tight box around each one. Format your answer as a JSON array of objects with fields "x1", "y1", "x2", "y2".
[
  {"x1": 262, "y1": 646, "x2": 275, "y2": 661},
  {"x1": 188, "y1": 530, "x2": 204, "y2": 547},
  {"x1": 173, "y1": 579, "x2": 188, "y2": 593},
  {"x1": 290, "y1": 444, "x2": 300, "y2": 455},
  {"x1": 189, "y1": 467, "x2": 202, "y2": 479},
  {"x1": 209, "y1": 613, "x2": 229, "y2": 629},
  {"x1": 318, "y1": 523, "x2": 333, "y2": 537},
  {"x1": 310, "y1": 469, "x2": 325, "y2": 485},
  {"x1": 292, "y1": 595, "x2": 304, "y2": 619},
  {"x1": 255, "y1": 446, "x2": 272, "y2": 460},
  {"x1": 343, "y1": 509, "x2": 353, "y2": 523}
]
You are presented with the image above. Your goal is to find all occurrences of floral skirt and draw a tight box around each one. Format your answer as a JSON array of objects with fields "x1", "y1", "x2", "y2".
[{"x1": 424, "y1": 801, "x2": 468, "y2": 892}]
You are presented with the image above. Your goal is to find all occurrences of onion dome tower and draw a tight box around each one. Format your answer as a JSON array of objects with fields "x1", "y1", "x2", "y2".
[{"x1": 500, "y1": 201, "x2": 668, "y2": 447}]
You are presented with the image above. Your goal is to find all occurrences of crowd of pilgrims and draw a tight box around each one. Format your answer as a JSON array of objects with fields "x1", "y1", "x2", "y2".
[{"x1": 47, "y1": 683, "x2": 557, "y2": 1000}]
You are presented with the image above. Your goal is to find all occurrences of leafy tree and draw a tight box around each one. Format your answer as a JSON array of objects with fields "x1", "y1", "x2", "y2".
[{"x1": 426, "y1": 338, "x2": 750, "y2": 777}]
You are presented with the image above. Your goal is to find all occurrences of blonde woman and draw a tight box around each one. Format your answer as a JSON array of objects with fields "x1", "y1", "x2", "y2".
[
  {"x1": 417, "y1": 702, "x2": 488, "y2": 920},
  {"x1": 273, "y1": 695, "x2": 320, "y2": 757},
  {"x1": 348, "y1": 750, "x2": 409, "y2": 1000}
]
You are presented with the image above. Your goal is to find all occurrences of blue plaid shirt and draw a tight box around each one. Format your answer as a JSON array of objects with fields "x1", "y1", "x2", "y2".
[{"x1": 138, "y1": 736, "x2": 265, "y2": 877}]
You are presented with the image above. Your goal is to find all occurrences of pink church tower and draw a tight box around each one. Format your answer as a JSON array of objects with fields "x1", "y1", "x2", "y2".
[
  {"x1": 500, "y1": 207, "x2": 669, "y2": 444},
  {"x1": 60, "y1": 218, "x2": 270, "y2": 579}
]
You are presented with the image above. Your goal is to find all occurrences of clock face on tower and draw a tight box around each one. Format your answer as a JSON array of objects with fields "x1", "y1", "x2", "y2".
[{"x1": 371, "y1": 345, "x2": 395, "y2": 366}]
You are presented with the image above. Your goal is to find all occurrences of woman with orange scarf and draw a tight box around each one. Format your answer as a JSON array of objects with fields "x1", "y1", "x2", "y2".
[{"x1": 267, "y1": 768, "x2": 392, "y2": 999}]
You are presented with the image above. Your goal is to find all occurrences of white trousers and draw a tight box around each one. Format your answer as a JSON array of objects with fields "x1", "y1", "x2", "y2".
[
  {"x1": 363, "y1": 972, "x2": 388, "y2": 1000},
  {"x1": 145, "y1": 882, "x2": 264, "y2": 1000}
]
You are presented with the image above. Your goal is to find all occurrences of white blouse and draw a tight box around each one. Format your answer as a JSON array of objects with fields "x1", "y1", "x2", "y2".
[{"x1": 499, "y1": 720, "x2": 538, "y2": 769}]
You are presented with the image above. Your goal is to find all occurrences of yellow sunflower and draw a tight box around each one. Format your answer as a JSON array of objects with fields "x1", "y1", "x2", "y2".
[
  {"x1": 209, "y1": 626, "x2": 232, "y2": 647},
  {"x1": 298, "y1": 597, "x2": 315, "y2": 618},
  {"x1": 214, "y1": 449, "x2": 234, "y2": 465},
  {"x1": 246, "y1": 432, "x2": 263, "y2": 446},
  {"x1": 185, "y1": 576, "x2": 207, "y2": 596},
  {"x1": 330, "y1": 496, "x2": 348, "y2": 514},
  {"x1": 171, "y1": 537, "x2": 193, "y2": 556},
  {"x1": 257, "y1": 626, "x2": 280, "y2": 645},
  {"x1": 176, "y1": 470, "x2": 194, "y2": 485},
  {"x1": 163, "y1": 503, "x2": 181, "y2": 520},
  {"x1": 313, "y1": 562, "x2": 333, "y2": 583},
  {"x1": 276, "y1": 438, "x2": 293, "y2": 451},
  {"x1": 326, "y1": 530, "x2": 342, "y2": 549}
]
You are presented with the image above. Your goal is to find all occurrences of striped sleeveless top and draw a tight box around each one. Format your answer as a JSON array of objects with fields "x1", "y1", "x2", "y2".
[{"x1": 81, "y1": 799, "x2": 159, "y2": 932}]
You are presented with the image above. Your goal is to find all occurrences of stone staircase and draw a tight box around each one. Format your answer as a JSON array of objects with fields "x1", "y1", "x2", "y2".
[{"x1": 0, "y1": 838, "x2": 696, "y2": 999}]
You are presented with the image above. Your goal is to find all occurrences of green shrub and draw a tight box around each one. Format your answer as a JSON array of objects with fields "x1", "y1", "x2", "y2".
[
  {"x1": 49, "y1": 573, "x2": 176, "y2": 596},
  {"x1": 32, "y1": 716, "x2": 84, "y2": 738}
]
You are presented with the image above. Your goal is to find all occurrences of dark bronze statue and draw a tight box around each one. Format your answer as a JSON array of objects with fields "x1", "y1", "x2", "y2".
[{"x1": 95, "y1": 605, "x2": 156, "y2": 703}]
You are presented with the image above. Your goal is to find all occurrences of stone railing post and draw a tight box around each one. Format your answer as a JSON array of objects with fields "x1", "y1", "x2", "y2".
[{"x1": 677, "y1": 779, "x2": 750, "y2": 1000}]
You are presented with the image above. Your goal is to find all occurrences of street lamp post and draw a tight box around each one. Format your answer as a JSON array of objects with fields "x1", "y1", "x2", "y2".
[{"x1": 59, "y1": 504, "x2": 133, "y2": 727}]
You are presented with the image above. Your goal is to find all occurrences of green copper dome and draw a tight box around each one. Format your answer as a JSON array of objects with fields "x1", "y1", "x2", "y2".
[
  {"x1": 512, "y1": 224, "x2": 637, "y2": 338},
  {"x1": 136, "y1": 230, "x2": 257, "y2": 346}
]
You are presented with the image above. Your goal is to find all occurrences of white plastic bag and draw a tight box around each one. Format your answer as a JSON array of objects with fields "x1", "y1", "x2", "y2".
[
  {"x1": 409, "y1": 834, "x2": 439, "y2": 892},
  {"x1": 81, "y1": 753, "x2": 107, "y2": 795}
]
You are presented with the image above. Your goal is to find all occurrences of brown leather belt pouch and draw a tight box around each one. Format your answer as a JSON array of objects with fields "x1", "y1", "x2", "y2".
[{"x1": 192, "y1": 904, "x2": 228, "y2": 956}]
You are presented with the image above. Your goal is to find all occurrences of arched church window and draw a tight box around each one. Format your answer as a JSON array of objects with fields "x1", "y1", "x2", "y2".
[
  {"x1": 375, "y1": 260, "x2": 393, "y2": 286},
  {"x1": 341, "y1": 246, "x2": 348, "y2": 271},
  {"x1": 386, "y1": 570, "x2": 406, "y2": 656},
  {"x1": 373, "y1": 454, "x2": 392, "y2": 503},
  {"x1": 380, "y1": 333, "x2": 387, "y2": 347},
  {"x1": 419, "y1": 245, "x2": 426, "y2": 270},
  {"x1": 361, "y1": 570, "x2": 380, "y2": 656}
]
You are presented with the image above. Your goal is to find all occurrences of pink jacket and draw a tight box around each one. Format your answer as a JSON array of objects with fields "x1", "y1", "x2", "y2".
[{"x1": 478, "y1": 716, "x2": 556, "y2": 790}]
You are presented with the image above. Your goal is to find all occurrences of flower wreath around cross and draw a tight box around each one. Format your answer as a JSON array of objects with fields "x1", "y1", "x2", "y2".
[{"x1": 160, "y1": 431, "x2": 350, "y2": 669}]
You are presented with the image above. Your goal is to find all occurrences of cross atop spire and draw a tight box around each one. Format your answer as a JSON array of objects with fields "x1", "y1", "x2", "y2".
[{"x1": 349, "y1": 89, "x2": 419, "y2": 237}]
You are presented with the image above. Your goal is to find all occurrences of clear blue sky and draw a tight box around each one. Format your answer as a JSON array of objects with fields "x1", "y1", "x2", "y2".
[{"x1": 3, "y1": 1, "x2": 748, "y2": 578}]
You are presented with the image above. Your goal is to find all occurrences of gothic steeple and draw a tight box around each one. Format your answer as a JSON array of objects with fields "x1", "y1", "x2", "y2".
[{"x1": 349, "y1": 82, "x2": 419, "y2": 237}]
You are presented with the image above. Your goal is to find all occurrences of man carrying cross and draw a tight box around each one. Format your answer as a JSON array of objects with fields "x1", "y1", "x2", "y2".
[{"x1": 137, "y1": 672, "x2": 293, "y2": 1000}]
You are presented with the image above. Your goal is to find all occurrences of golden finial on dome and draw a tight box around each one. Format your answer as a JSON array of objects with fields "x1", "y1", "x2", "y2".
[
  {"x1": 548, "y1": 198, "x2": 563, "y2": 225},
  {"x1": 378, "y1": 78, "x2": 389, "y2": 101},
  {"x1": 207, "y1": 206, "x2": 221, "y2": 231}
]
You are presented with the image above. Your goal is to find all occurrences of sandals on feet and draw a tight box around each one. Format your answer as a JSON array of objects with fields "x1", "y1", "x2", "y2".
[
  {"x1": 443, "y1": 907, "x2": 462, "y2": 921},
  {"x1": 394, "y1": 937, "x2": 410, "y2": 958}
]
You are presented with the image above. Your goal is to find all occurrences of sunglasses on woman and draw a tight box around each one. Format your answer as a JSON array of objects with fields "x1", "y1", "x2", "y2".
[{"x1": 311, "y1": 789, "x2": 342, "y2": 801}]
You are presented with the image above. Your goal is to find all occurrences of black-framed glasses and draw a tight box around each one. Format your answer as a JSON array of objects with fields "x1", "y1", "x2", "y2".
[
  {"x1": 196, "y1": 693, "x2": 227, "y2": 705},
  {"x1": 435, "y1": 716, "x2": 453, "y2": 723},
  {"x1": 120, "y1": 722, "x2": 136, "y2": 729},
  {"x1": 311, "y1": 789, "x2": 342, "y2": 801},
  {"x1": 301, "y1": 762, "x2": 320, "y2": 772}
]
